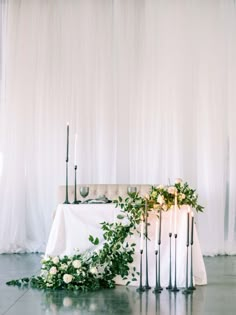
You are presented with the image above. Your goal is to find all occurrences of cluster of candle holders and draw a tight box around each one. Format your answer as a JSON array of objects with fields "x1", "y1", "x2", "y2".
[{"x1": 136, "y1": 214, "x2": 196, "y2": 295}]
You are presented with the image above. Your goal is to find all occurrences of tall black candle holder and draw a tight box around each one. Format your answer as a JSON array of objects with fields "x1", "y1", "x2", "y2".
[
  {"x1": 144, "y1": 201, "x2": 151, "y2": 290},
  {"x1": 63, "y1": 160, "x2": 70, "y2": 204},
  {"x1": 171, "y1": 234, "x2": 179, "y2": 292},
  {"x1": 136, "y1": 249, "x2": 145, "y2": 292},
  {"x1": 153, "y1": 209, "x2": 163, "y2": 294},
  {"x1": 188, "y1": 240, "x2": 196, "y2": 291},
  {"x1": 182, "y1": 244, "x2": 192, "y2": 294},
  {"x1": 166, "y1": 232, "x2": 173, "y2": 290},
  {"x1": 73, "y1": 165, "x2": 80, "y2": 204}
]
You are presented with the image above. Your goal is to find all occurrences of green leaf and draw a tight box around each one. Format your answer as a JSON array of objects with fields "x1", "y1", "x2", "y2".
[
  {"x1": 94, "y1": 237, "x2": 99, "y2": 245},
  {"x1": 89, "y1": 235, "x2": 94, "y2": 243},
  {"x1": 117, "y1": 214, "x2": 124, "y2": 220}
]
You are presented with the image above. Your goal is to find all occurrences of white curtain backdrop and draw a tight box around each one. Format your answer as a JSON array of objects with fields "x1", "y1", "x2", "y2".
[{"x1": 0, "y1": 0, "x2": 236, "y2": 255}]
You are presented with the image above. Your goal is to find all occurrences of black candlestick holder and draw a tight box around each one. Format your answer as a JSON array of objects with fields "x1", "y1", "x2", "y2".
[
  {"x1": 144, "y1": 207, "x2": 151, "y2": 290},
  {"x1": 63, "y1": 160, "x2": 70, "y2": 204},
  {"x1": 73, "y1": 165, "x2": 80, "y2": 204},
  {"x1": 182, "y1": 244, "x2": 192, "y2": 294},
  {"x1": 171, "y1": 234, "x2": 179, "y2": 292},
  {"x1": 188, "y1": 241, "x2": 196, "y2": 291},
  {"x1": 136, "y1": 249, "x2": 145, "y2": 292},
  {"x1": 166, "y1": 232, "x2": 173, "y2": 290}
]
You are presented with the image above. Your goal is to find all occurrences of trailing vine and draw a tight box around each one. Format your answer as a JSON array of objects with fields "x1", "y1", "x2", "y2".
[{"x1": 6, "y1": 193, "x2": 145, "y2": 291}]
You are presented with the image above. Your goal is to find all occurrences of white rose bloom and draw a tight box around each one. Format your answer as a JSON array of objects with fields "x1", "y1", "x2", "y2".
[
  {"x1": 157, "y1": 184, "x2": 164, "y2": 189},
  {"x1": 63, "y1": 274, "x2": 73, "y2": 284},
  {"x1": 157, "y1": 195, "x2": 165, "y2": 205},
  {"x1": 168, "y1": 187, "x2": 177, "y2": 195},
  {"x1": 41, "y1": 256, "x2": 50, "y2": 263},
  {"x1": 49, "y1": 266, "x2": 58, "y2": 275},
  {"x1": 90, "y1": 267, "x2": 97, "y2": 274},
  {"x1": 175, "y1": 178, "x2": 183, "y2": 184},
  {"x1": 72, "y1": 260, "x2": 82, "y2": 269},
  {"x1": 52, "y1": 256, "x2": 59, "y2": 264}
]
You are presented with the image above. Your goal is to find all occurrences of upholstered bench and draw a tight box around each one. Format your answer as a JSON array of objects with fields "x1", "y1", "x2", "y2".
[{"x1": 58, "y1": 184, "x2": 153, "y2": 204}]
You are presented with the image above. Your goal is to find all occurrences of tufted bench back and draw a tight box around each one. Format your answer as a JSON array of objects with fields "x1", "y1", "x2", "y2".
[{"x1": 58, "y1": 184, "x2": 154, "y2": 204}]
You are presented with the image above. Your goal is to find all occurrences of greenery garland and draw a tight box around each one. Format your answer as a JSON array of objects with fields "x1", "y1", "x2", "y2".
[
  {"x1": 6, "y1": 179, "x2": 203, "y2": 291},
  {"x1": 6, "y1": 194, "x2": 145, "y2": 291}
]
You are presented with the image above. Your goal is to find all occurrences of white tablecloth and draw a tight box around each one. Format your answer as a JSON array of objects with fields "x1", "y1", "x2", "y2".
[{"x1": 45, "y1": 204, "x2": 207, "y2": 288}]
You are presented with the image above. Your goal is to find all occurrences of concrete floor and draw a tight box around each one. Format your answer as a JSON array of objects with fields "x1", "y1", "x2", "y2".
[{"x1": 0, "y1": 254, "x2": 236, "y2": 315}]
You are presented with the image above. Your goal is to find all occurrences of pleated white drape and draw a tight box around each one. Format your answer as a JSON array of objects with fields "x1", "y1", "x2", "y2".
[{"x1": 0, "y1": 0, "x2": 236, "y2": 255}]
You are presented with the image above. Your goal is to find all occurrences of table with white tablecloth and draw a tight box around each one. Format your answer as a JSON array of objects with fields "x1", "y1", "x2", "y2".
[{"x1": 45, "y1": 204, "x2": 207, "y2": 288}]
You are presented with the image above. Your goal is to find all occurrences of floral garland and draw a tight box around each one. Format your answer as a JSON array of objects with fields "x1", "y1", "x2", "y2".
[
  {"x1": 6, "y1": 194, "x2": 144, "y2": 291},
  {"x1": 6, "y1": 179, "x2": 203, "y2": 291}
]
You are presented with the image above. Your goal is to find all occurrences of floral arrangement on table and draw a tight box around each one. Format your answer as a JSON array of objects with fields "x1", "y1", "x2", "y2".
[
  {"x1": 6, "y1": 179, "x2": 203, "y2": 291},
  {"x1": 147, "y1": 178, "x2": 204, "y2": 213}
]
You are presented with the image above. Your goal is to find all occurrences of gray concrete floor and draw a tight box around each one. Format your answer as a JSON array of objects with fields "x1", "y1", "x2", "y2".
[{"x1": 0, "y1": 254, "x2": 236, "y2": 315}]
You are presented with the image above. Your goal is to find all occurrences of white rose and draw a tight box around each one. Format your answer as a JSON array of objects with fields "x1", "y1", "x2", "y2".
[
  {"x1": 49, "y1": 266, "x2": 57, "y2": 275},
  {"x1": 63, "y1": 274, "x2": 73, "y2": 284},
  {"x1": 90, "y1": 267, "x2": 97, "y2": 274},
  {"x1": 72, "y1": 260, "x2": 81, "y2": 269},
  {"x1": 41, "y1": 256, "x2": 50, "y2": 263},
  {"x1": 180, "y1": 193, "x2": 185, "y2": 200},
  {"x1": 52, "y1": 256, "x2": 59, "y2": 264},
  {"x1": 168, "y1": 186, "x2": 177, "y2": 195},
  {"x1": 175, "y1": 178, "x2": 183, "y2": 184},
  {"x1": 157, "y1": 184, "x2": 164, "y2": 189},
  {"x1": 157, "y1": 195, "x2": 165, "y2": 205}
]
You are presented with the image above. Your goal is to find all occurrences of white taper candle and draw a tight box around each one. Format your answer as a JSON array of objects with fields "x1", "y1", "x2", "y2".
[
  {"x1": 174, "y1": 193, "x2": 178, "y2": 235},
  {"x1": 140, "y1": 218, "x2": 144, "y2": 250},
  {"x1": 169, "y1": 207, "x2": 173, "y2": 234},
  {"x1": 155, "y1": 219, "x2": 158, "y2": 250},
  {"x1": 74, "y1": 133, "x2": 78, "y2": 166}
]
